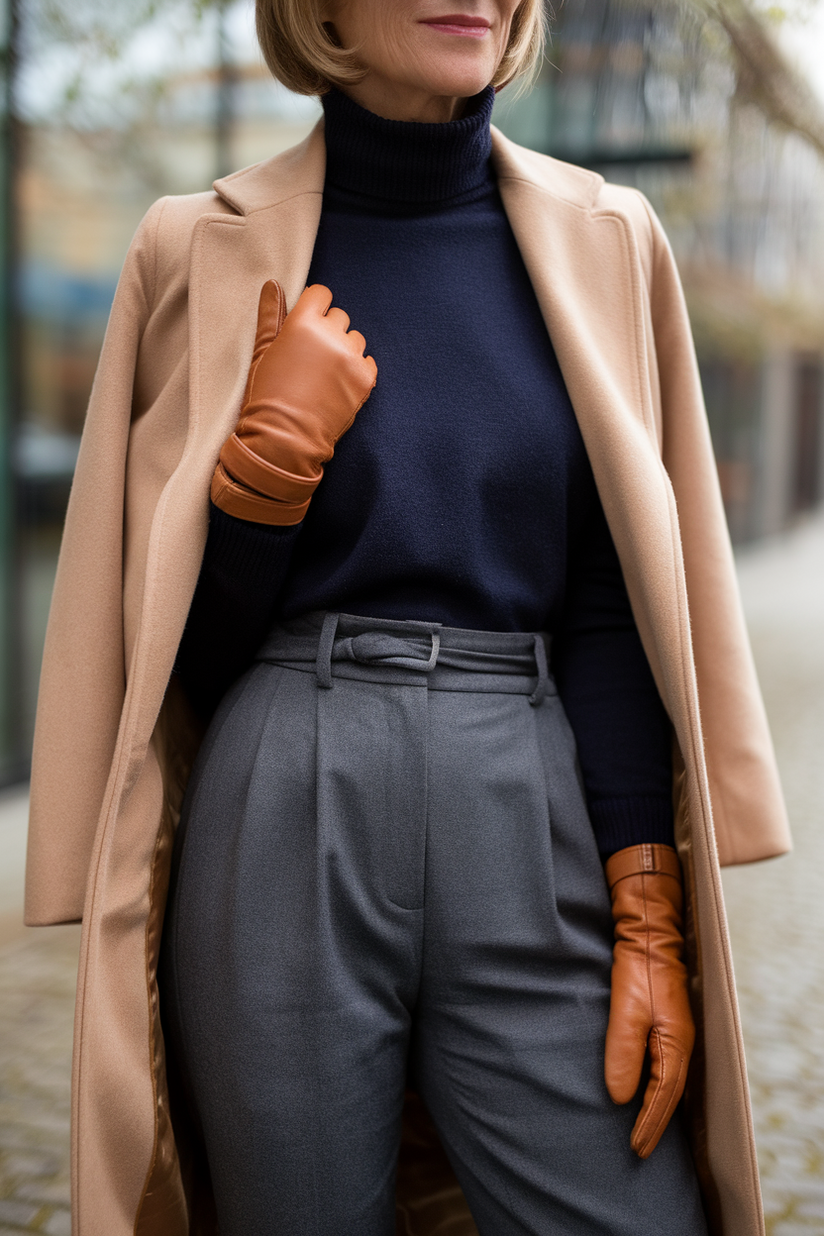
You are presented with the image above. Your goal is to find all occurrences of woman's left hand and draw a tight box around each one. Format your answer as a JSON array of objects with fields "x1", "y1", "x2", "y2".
[{"x1": 603, "y1": 844, "x2": 695, "y2": 1159}]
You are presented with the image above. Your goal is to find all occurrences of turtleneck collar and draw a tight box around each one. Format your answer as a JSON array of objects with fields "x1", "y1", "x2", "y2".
[{"x1": 321, "y1": 85, "x2": 495, "y2": 205}]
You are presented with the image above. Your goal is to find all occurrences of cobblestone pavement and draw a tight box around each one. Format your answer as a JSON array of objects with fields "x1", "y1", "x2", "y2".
[
  {"x1": 0, "y1": 924, "x2": 78, "y2": 1236},
  {"x1": 0, "y1": 515, "x2": 823, "y2": 1234},
  {"x1": 724, "y1": 514, "x2": 824, "y2": 1236}
]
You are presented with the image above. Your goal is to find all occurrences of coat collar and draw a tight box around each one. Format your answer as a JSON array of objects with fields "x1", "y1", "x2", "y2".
[
  {"x1": 213, "y1": 119, "x2": 327, "y2": 215},
  {"x1": 211, "y1": 117, "x2": 605, "y2": 217}
]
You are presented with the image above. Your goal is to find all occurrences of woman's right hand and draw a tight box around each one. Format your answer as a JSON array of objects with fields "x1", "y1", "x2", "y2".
[{"x1": 211, "y1": 280, "x2": 377, "y2": 525}]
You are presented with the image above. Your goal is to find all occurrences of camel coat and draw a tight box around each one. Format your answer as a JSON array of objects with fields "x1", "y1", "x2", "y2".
[{"x1": 25, "y1": 119, "x2": 790, "y2": 1236}]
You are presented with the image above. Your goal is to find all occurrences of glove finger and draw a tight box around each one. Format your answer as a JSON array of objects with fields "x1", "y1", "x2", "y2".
[
  {"x1": 345, "y1": 329, "x2": 367, "y2": 356},
  {"x1": 630, "y1": 1029, "x2": 688, "y2": 1159},
  {"x1": 604, "y1": 1000, "x2": 648, "y2": 1105},
  {"x1": 243, "y1": 281, "x2": 287, "y2": 406},
  {"x1": 325, "y1": 306, "x2": 351, "y2": 333},
  {"x1": 297, "y1": 283, "x2": 335, "y2": 317},
  {"x1": 255, "y1": 280, "x2": 287, "y2": 344}
]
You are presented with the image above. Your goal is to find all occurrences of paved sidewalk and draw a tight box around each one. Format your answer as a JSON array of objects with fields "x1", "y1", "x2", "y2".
[
  {"x1": 0, "y1": 514, "x2": 822, "y2": 1234},
  {"x1": 724, "y1": 514, "x2": 824, "y2": 1235},
  {"x1": 0, "y1": 924, "x2": 76, "y2": 1236},
  {"x1": 0, "y1": 787, "x2": 77, "y2": 1236}
]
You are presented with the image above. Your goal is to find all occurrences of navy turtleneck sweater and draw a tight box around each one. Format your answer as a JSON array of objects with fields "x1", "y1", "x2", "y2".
[{"x1": 176, "y1": 87, "x2": 675, "y2": 858}]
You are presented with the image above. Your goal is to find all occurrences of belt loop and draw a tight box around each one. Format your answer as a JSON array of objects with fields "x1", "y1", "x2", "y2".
[
  {"x1": 529, "y1": 633, "x2": 549, "y2": 707},
  {"x1": 424, "y1": 631, "x2": 441, "y2": 671},
  {"x1": 316, "y1": 612, "x2": 339, "y2": 690}
]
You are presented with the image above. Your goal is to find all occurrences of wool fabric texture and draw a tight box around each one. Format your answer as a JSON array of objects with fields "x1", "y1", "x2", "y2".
[
  {"x1": 176, "y1": 85, "x2": 675, "y2": 857},
  {"x1": 163, "y1": 615, "x2": 705, "y2": 1233}
]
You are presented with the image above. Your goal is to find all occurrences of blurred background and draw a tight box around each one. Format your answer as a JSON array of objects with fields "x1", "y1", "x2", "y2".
[{"x1": 0, "y1": 1, "x2": 823, "y2": 1234}]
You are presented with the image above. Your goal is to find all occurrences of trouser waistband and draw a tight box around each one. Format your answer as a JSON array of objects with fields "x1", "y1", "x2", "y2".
[{"x1": 256, "y1": 612, "x2": 554, "y2": 705}]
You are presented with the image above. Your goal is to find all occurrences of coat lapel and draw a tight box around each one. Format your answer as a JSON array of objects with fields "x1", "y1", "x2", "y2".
[
  {"x1": 124, "y1": 123, "x2": 327, "y2": 757},
  {"x1": 189, "y1": 121, "x2": 327, "y2": 464},
  {"x1": 492, "y1": 128, "x2": 690, "y2": 725}
]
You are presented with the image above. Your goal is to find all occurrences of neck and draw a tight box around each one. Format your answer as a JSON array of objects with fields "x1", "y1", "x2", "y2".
[{"x1": 337, "y1": 79, "x2": 469, "y2": 123}]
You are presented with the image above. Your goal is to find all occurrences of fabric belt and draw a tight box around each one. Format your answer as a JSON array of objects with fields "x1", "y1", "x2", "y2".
[{"x1": 256, "y1": 611, "x2": 554, "y2": 705}]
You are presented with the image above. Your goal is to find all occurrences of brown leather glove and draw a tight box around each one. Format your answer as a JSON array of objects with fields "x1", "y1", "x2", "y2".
[
  {"x1": 604, "y1": 843, "x2": 695, "y2": 1159},
  {"x1": 211, "y1": 280, "x2": 377, "y2": 525}
]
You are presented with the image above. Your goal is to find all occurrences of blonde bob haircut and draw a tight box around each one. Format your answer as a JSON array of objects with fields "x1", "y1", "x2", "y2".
[{"x1": 256, "y1": 0, "x2": 548, "y2": 98}]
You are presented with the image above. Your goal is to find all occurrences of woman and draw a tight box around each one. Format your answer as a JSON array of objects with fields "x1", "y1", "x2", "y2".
[{"x1": 25, "y1": 2, "x2": 790, "y2": 1234}]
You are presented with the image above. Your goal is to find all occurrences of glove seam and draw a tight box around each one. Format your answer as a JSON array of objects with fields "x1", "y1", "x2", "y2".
[
  {"x1": 643, "y1": 874, "x2": 655, "y2": 1026},
  {"x1": 221, "y1": 435, "x2": 322, "y2": 497},
  {"x1": 634, "y1": 1043, "x2": 685, "y2": 1156}
]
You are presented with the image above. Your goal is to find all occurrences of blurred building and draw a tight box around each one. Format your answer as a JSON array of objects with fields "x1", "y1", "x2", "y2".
[
  {"x1": 494, "y1": 0, "x2": 824, "y2": 544},
  {"x1": 1, "y1": 0, "x2": 823, "y2": 782}
]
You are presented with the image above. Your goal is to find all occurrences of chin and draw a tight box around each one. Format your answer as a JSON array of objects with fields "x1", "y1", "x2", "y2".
[{"x1": 412, "y1": 64, "x2": 495, "y2": 101}]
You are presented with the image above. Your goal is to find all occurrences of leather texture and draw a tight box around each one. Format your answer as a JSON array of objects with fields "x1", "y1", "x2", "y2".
[
  {"x1": 212, "y1": 280, "x2": 377, "y2": 525},
  {"x1": 604, "y1": 843, "x2": 695, "y2": 1160}
]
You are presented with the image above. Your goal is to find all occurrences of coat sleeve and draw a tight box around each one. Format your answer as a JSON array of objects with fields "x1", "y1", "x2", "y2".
[
  {"x1": 25, "y1": 200, "x2": 166, "y2": 925},
  {"x1": 642, "y1": 197, "x2": 791, "y2": 866}
]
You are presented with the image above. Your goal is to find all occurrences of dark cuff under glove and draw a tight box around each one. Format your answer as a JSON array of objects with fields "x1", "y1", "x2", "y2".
[{"x1": 174, "y1": 506, "x2": 301, "y2": 719}]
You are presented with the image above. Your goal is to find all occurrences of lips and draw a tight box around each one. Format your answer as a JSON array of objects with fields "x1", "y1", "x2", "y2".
[{"x1": 421, "y1": 13, "x2": 492, "y2": 37}]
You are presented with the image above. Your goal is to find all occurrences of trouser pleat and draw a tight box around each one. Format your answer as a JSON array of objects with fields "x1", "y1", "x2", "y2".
[{"x1": 160, "y1": 614, "x2": 707, "y2": 1236}]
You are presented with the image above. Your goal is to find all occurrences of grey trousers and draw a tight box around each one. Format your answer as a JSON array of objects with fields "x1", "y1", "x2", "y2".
[{"x1": 160, "y1": 612, "x2": 707, "y2": 1236}]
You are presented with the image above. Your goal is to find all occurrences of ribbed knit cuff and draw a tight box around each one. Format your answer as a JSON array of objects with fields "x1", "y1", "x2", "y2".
[
  {"x1": 588, "y1": 795, "x2": 675, "y2": 861},
  {"x1": 206, "y1": 501, "x2": 302, "y2": 588}
]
